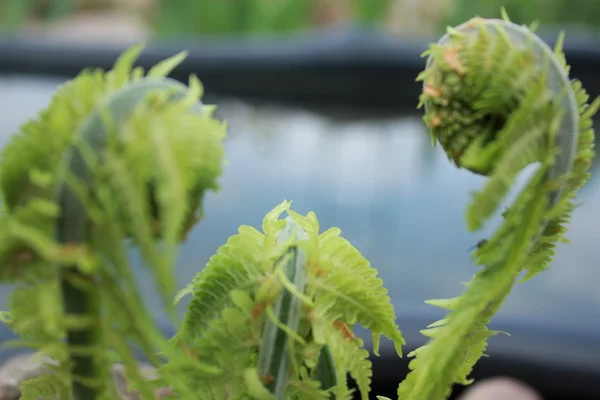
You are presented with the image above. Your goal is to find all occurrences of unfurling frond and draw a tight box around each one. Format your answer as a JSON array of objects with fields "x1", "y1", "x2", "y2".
[
  {"x1": 0, "y1": 45, "x2": 226, "y2": 399},
  {"x1": 399, "y1": 15, "x2": 596, "y2": 400},
  {"x1": 172, "y1": 201, "x2": 405, "y2": 399}
]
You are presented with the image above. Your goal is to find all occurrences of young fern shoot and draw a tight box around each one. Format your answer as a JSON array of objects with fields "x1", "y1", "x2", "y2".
[
  {"x1": 170, "y1": 201, "x2": 405, "y2": 399},
  {"x1": 0, "y1": 11, "x2": 595, "y2": 400},
  {"x1": 0, "y1": 46, "x2": 226, "y2": 399},
  {"x1": 394, "y1": 14, "x2": 597, "y2": 400}
]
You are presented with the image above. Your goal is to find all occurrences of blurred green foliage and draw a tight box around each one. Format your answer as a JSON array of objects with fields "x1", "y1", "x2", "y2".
[
  {"x1": 439, "y1": 0, "x2": 600, "y2": 33},
  {"x1": 2, "y1": 0, "x2": 600, "y2": 37},
  {"x1": 153, "y1": 0, "x2": 394, "y2": 37},
  {"x1": 352, "y1": 0, "x2": 392, "y2": 24},
  {"x1": 0, "y1": 0, "x2": 394, "y2": 36},
  {"x1": 0, "y1": 0, "x2": 75, "y2": 32},
  {"x1": 154, "y1": 0, "x2": 315, "y2": 36}
]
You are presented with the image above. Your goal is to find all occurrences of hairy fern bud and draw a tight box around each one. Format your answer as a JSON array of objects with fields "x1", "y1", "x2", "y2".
[
  {"x1": 420, "y1": 17, "x2": 576, "y2": 182},
  {"x1": 398, "y1": 14, "x2": 597, "y2": 400}
]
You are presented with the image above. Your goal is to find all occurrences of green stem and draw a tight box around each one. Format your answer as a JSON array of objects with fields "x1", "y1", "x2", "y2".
[
  {"x1": 257, "y1": 217, "x2": 308, "y2": 398},
  {"x1": 55, "y1": 77, "x2": 194, "y2": 400},
  {"x1": 59, "y1": 270, "x2": 101, "y2": 400},
  {"x1": 57, "y1": 149, "x2": 103, "y2": 400},
  {"x1": 400, "y1": 16, "x2": 584, "y2": 400},
  {"x1": 314, "y1": 345, "x2": 337, "y2": 394}
]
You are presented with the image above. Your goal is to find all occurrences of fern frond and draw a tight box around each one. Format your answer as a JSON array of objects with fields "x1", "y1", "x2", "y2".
[
  {"x1": 19, "y1": 370, "x2": 72, "y2": 400},
  {"x1": 312, "y1": 312, "x2": 373, "y2": 400},
  {"x1": 301, "y1": 217, "x2": 405, "y2": 356},
  {"x1": 400, "y1": 15, "x2": 596, "y2": 400},
  {"x1": 0, "y1": 45, "x2": 226, "y2": 399},
  {"x1": 173, "y1": 224, "x2": 265, "y2": 344},
  {"x1": 174, "y1": 201, "x2": 404, "y2": 399}
]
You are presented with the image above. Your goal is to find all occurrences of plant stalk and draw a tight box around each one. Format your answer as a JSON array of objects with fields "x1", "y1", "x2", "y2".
[
  {"x1": 57, "y1": 177, "x2": 103, "y2": 400},
  {"x1": 256, "y1": 217, "x2": 308, "y2": 398},
  {"x1": 60, "y1": 268, "x2": 102, "y2": 400},
  {"x1": 54, "y1": 78, "x2": 200, "y2": 399}
]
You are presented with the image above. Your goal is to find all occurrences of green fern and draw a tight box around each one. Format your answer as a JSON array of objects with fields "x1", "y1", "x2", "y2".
[
  {"x1": 0, "y1": 45, "x2": 226, "y2": 399},
  {"x1": 395, "y1": 13, "x2": 597, "y2": 400},
  {"x1": 172, "y1": 200, "x2": 405, "y2": 399},
  {"x1": 1, "y1": 10, "x2": 595, "y2": 400}
]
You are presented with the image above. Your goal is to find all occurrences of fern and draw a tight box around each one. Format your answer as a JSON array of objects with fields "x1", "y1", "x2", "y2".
[
  {"x1": 172, "y1": 200, "x2": 405, "y2": 399},
  {"x1": 0, "y1": 10, "x2": 594, "y2": 400},
  {"x1": 0, "y1": 45, "x2": 226, "y2": 399},
  {"x1": 395, "y1": 12, "x2": 597, "y2": 400}
]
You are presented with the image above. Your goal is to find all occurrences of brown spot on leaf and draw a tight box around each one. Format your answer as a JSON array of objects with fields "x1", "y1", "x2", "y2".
[
  {"x1": 430, "y1": 114, "x2": 443, "y2": 127},
  {"x1": 333, "y1": 320, "x2": 356, "y2": 342},
  {"x1": 443, "y1": 46, "x2": 466, "y2": 75},
  {"x1": 176, "y1": 339, "x2": 199, "y2": 361},
  {"x1": 309, "y1": 260, "x2": 328, "y2": 278},
  {"x1": 452, "y1": 148, "x2": 463, "y2": 162},
  {"x1": 262, "y1": 374, "x2": 275, "y2": 385},
  {"x1": 423, "y1": 85, "x2": 443, "y2": 98}
]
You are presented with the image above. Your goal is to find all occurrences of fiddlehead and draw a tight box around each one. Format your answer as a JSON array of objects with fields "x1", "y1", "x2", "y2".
[
  {"x1": 0, "y1": 46, "x2": 226, "y2": 399},
  {"x1": 396, "y1": 14, "x2": 598, "y2": 400},
  {"x1": 170, "y1": 200, "x2": 405, "y2": 399}
]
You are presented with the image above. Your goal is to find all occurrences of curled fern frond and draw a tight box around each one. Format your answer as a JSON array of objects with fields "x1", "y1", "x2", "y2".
[
  {"x1": 172, "y1": 201, "x2": 404, "y2": 399},
  {"x1": 0, "y1": 45, "x2": 226, "y2": 399},
  {"x1": 399, "y1": 15, "x2": 597, "y2": 400}
]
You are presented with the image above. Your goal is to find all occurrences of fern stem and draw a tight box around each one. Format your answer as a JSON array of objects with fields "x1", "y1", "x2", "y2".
[
  {"x1": 55, "y1": 78, "x2": 194, "y2": 399},
  {"x1": 257, "y1": 217, "x2": 308, "y2": 398},
  {"x1": 59, "y1": 270, "x2": 102, "y2": 400},
  {"x1": 399, "y1": 15, "x2": 592, "y2": 400},
  {"x1": 314, "y1": 345, "x2": 337, "y2": 393},
  {"x1": 400, "y1": 181, "x2": 547, "y2": 399},
  {"x1": 57, "y1": 144, "x2": 104, "y2": 400},
  {"x1": 56, "y1": 141, "x2": 104, "y2": 399}
]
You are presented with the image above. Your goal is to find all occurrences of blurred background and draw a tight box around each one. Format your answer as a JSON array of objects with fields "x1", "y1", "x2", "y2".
[
  {"x1": 1, "y1": 0, "x2": 600, "y2": 40},
  {"x1": 1, "y1": 1, "x2": 600, "y2": 399}
]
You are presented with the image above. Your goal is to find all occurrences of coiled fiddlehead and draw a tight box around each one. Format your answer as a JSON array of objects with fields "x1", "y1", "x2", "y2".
[
  {"x1": 0, "y1": 46, "x2": 226, "y2": 399},
  {"x1": 396, "y1": 14, "x2": 598, "y2": 400}
]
